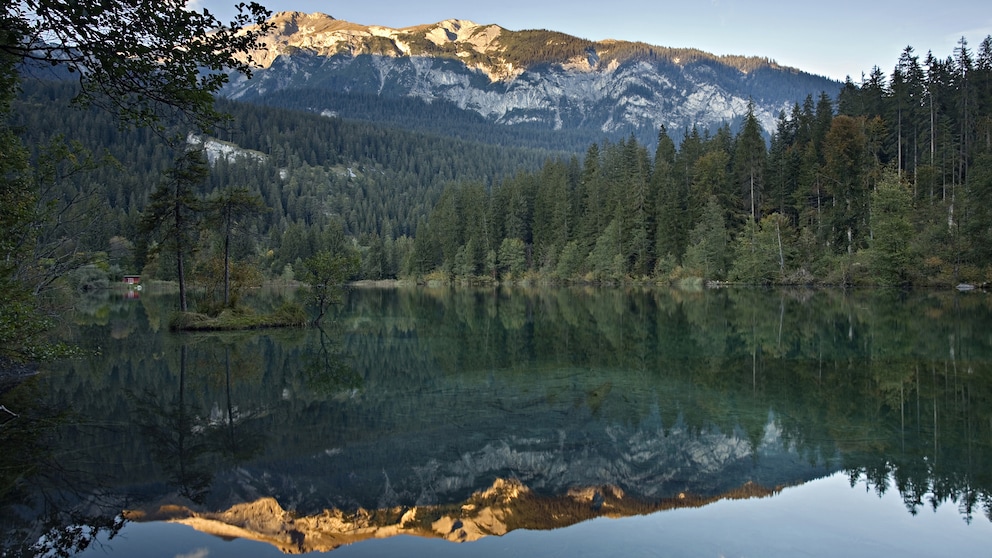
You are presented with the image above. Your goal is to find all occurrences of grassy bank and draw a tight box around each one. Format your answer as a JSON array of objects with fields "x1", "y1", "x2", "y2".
[{"x1": 169, "y1": 302, "x2": 308, "y2": 332}]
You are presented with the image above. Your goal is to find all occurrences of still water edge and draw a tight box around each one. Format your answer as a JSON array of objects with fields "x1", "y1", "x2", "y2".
[{"x1": 4, "y1": 285, "x2": 992, "y2": 556}]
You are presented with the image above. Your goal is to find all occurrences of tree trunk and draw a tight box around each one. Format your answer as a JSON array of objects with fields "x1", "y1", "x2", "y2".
[
  {"x1": 224, "y1": 222, "x2": 231, "y2": 307},
  {"x1": 177, "y1": 250, "x2": 187, "y2": 312},
  {"x1": 175, "y1": 198, "x2": 188, "y2": 312}
]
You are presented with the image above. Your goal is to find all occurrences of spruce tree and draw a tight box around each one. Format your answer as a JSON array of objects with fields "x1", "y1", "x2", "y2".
[
  {"x1": 140, "y1": 149, "x2": 209, "y2": 312},
  {"x1": 734, "y1": 101, "x2": 767, "y2": 221}
]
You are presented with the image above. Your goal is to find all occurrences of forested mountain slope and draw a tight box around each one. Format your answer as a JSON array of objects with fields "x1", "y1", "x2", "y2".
[
  {"x1": 10, "y1": 80, "x2": 556, "y2": 281},
  {"x1": 11, "y1": 25, "x2": 991, "y2": 291}
]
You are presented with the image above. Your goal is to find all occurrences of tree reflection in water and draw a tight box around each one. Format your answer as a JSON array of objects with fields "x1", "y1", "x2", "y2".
[
  {"x1": 2, "y1": 286, "x2": 992, "y2": 555},
  {"x1": 0, "y1": 379, "x2": 124, "y2": 557},
  {"x1": 135, "y1": 343, "x2": 214, "y2": 504}
]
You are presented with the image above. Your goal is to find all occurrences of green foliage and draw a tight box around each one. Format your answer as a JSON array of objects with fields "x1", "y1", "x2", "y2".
[
  {"x1": 302, "y1": 248, "x2": 361, "y2": 324},
  {"x1": 494, "y1": 29, "x2": 594, "y2": 68},
  {"x1": 204, "y1": 187, "x2": 268, "y2": 307},
  {"x1": 69, "y1": 265, "x2": 110, "y2": 293},
  {"x1": 684, "y1": 197, "x2": 729, "y2": 280},
  {"x1": 497, "y1": 238, "x2": 527, "y2": 279},
  {"x1": 3, "y1": 0, "x2": 272, "y2": 131},
  {"x1": 192, "y1": 257, "x2": 264, "y2": 314},
  {"x1": 585, "y1": 220, "x2": 625, "y2": 281},
  {"x1": 964, "y1": 153, "x2": 992, "y2": 266},
  {"x1": 868, "y1": 170, "x2": 915, "y2": 286},
  {"x1": 0, "y1": 61, "x2": 76, "y2": 365},
  {"x1": 168, "y1": 302, "x2": 307, "y2": 331},
  {"x1": 821, "y1": 115, "x2": 870, "y2": 254},
  {"x1": 412, "y1": 33, "x2": 992, "y2": 287},
  {"x1": 11, "y1": 79, "x2": 553, "y2": 286},
  {"x1": 730, "y1": 214, "x2": 795, "y2": 284},
  {"x1": 653, "y1": 127, "x2": 686, "y2": 266},
  {"x1": 0, "y1": 290, "x2": 61, "y2": 364},
  {"x1": 7, "y1": 25, "x2": 992, "y2": 292},
  {"x1": 140, "y1": 149, "x2": 210, "y2": 312},
  {"x1": 453, "y1": 238, "x2": 481, "y2": 278},
  {"x1": 1, "y1": 1, "x2": 271, "y2": 369},
  {"x1": 0, "y1": 111, "x2": 34, "y2": 287},
  {"x1": 555, "y1": 241, "x2": 586, "y2": 280},
  {"x1": 733, "y1": 102, "x2": 767, "y2": 220}
]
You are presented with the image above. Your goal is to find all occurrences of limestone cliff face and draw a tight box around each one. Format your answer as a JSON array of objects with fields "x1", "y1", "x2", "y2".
[{"x1": 224, "y1": 12, "x2": 840, "y2": 139}]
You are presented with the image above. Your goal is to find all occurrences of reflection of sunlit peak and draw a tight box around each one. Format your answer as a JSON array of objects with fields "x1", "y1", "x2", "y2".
[
  {"x1": 476, "y1": 477, "x2": 529, "y2": 503},
  {"x1": 569, "y1": 484, "x2": 625, "y2": 500},
  {"x1": 125, "y1": 477, "x2": 789, "y2": 553}
]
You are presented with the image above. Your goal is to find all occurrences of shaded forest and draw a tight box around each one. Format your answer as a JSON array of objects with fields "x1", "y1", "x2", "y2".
[
  {"x1": 8, "y1": 79, "x2": 559, "y2": 297},
  {"x1": 7, "y1": 36, "x2": 992, "y2": 302},
  {"x1": 414, "y1": 37, "x2": 992, "y2": 287}
]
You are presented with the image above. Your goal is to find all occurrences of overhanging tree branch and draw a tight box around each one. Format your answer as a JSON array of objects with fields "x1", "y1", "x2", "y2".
[{"x1": 2, "y1": 1, "x2": 273, "y2": 132}]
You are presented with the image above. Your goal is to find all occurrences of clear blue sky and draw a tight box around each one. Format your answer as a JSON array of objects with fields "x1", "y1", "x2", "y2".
[{"x1": 199, "y1": 0, "x2": 991, "y2": 82}]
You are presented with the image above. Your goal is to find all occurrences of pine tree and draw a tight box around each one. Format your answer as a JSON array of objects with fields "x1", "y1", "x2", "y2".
[
  {"x1": 821, "y1": 115, "x2": 870, "y2": 254},
  {"x1": 766, "y1": 110, "x2": 800, "y2": 221},
  {"x1": 653, "y1": 127, "x2": 685, "y2": 264},
  {"x1": 734, "y1": 101, "x2": 767, "y2": 222},
  {"x1": 206, "y1": 187, "x2": 268, "y2": 306},
  {"x1": 683, "y1": 196, "x2": 728, "y2": 280},
  {"x1": 498, "y1": 237, "x2": 527, "y2": 278},
  {"x1": 616, "y1": 138, "x2": 652, "y2": 275},
  {"x1": 578, "y1": 143, "x2": 605, "y2": 249},
  {"x1": 140, "y1": 149, "x2": 209, "y2": 312}
]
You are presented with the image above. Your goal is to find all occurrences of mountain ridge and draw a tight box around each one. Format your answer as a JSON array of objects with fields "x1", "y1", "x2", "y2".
[
  {"x1": 224, "y1": 12, "x2": 843, "y2": 149},
  {"x1": 242, "y1": 11, "x2": 810, "y2": 80}
]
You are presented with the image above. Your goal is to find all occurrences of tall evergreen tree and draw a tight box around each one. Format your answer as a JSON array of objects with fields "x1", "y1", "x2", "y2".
[
  {"x1": 684, "y1": 196, "x2": 729, "y2": 280},
  {"x1": 766, "y1": 110, "x2": 801, "y2": 221},
  {"x1": 653, "y1": 126, "x2": 686, "y2": 266},
  {"x1": 615, "y1": 138, "x2": 653, "y2": 275},
  {"x1": 206, "y1": 187, "x2": 268, "y2": 306},
  {"x1": 821, "y1": 116, "x2": 870, "y2": 254},
  {"x1": 734, "y1": 101, "x2": 767, "y2": 221},
  {"x1": 578, "y1": 143, "x2": 605, "y2": 249},
  {"x1": 140, "y1": 149, "x2": 209, "y2": 312}
]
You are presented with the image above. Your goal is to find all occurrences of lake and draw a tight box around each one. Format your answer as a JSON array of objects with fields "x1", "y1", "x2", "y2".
[{"x1": 2, "y1": 285, "x2": 991, "y2": 557}]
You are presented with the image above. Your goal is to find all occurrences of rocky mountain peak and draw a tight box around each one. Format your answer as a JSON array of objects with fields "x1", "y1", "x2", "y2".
[{"x1": 229, "y1": 12, "x2": 842, "y2": 147}]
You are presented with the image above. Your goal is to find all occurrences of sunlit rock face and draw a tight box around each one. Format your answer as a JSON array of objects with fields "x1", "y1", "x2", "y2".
[
  {"x1": 129, "y1": 477, "x2": 787, "y2": 554},
  {"x1": 126, "y1": 409, "x2": 829, "y2": 554},
  {"x1": 196, "y1": 411, "x2": 819, "y2": 516},
  {"x1": 224, "y1": 12, "x2": 840, "y2": 140}
]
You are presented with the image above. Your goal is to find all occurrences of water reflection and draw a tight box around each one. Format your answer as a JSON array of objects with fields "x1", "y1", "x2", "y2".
[{"x1": 2, "y1": 286, "x2": 992, "y2": 555}]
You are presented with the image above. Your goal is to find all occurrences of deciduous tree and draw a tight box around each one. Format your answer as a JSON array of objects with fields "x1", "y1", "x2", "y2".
[
  {"x1": 869, "y1": 170, "x2": 915, "y2": 286},
  {"x1": 303, "y1": 248, "x2": 360, "y2": 325},
  {"x1": 2, "y1": 0, "x2": 271, "y2": 131}
]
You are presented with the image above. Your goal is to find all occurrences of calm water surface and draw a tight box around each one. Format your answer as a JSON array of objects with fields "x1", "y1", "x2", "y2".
[{"x1": 2, "y1": 286, "x2": 992, "y2": 557}]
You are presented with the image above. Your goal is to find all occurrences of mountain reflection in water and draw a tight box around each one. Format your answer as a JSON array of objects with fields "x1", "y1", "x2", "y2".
[{"x1": 2, "y1": 286, "x2": 992, "y2": 556}]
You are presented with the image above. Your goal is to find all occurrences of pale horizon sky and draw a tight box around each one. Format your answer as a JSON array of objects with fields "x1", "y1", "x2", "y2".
[{"x1": 200, "y1": 0, "x2": 991, "y2": 82}]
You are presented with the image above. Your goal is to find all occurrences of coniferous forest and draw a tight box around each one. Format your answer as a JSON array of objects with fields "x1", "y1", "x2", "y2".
[
  {"x1": 7, "y1": 79, "x2": 557, "y2": 292},
  {"x1": 6, "y1": 8, "x2": 992, "y2": 553},
  {"x1": 7, "y1": 36, "x2": 992, "y2": 298},
  {"x1": 416, "y1": 38, "x2": 992, "y2": 288}
]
